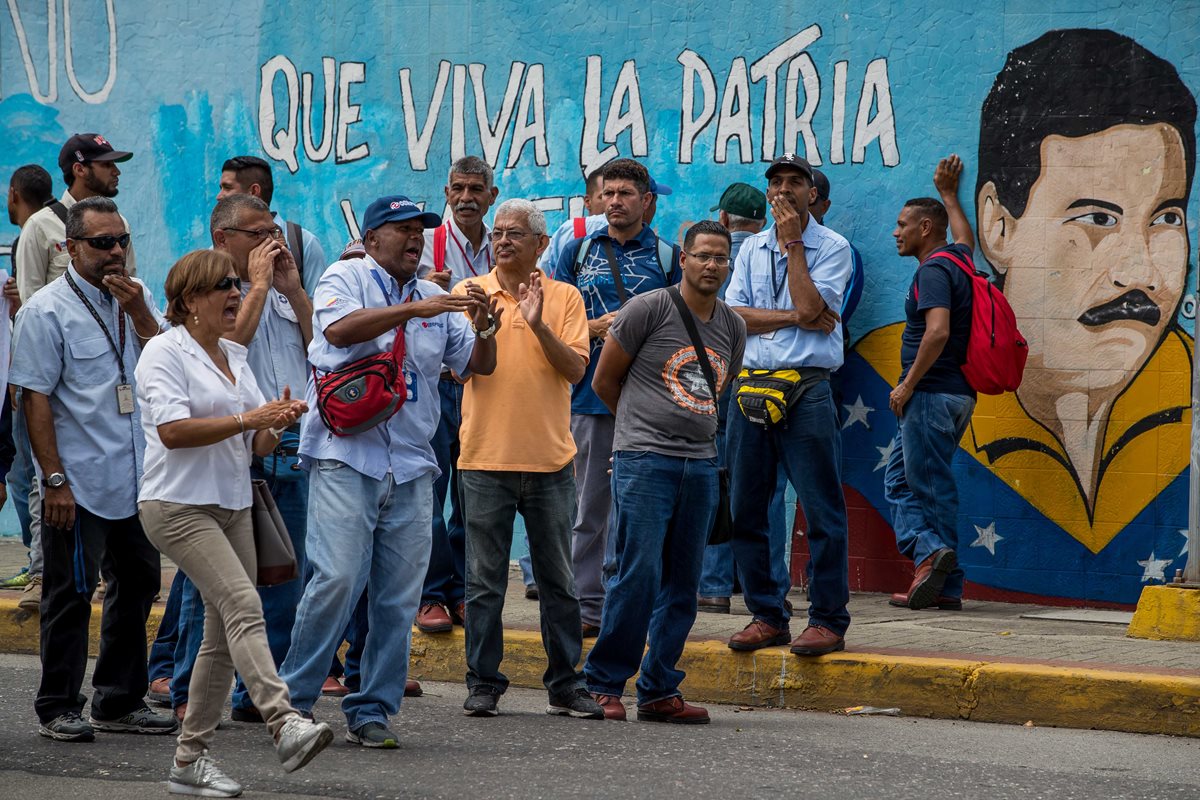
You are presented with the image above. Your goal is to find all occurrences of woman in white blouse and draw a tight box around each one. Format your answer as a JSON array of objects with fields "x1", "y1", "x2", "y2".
[{"x1": 136, "y1": 249, "x2": 331, "y2": 798}]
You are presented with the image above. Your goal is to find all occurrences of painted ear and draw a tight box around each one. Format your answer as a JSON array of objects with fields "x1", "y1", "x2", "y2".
[{"x1": 976, "y1": 180, "x2": 1012, "y2": 267}]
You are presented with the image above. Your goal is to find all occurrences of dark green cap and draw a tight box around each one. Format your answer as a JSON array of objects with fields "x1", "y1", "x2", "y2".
[{"x1": 710, "y1": 182, "x2": 767, "y2": 220}]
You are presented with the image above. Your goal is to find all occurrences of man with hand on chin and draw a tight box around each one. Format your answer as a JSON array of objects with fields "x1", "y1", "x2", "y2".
[
  {"x1": 280, "y1": 195, "x2": 496, "y2": 750},
  {"x1": 10, "y1": 196, "x2": 174, "y2": 742}
]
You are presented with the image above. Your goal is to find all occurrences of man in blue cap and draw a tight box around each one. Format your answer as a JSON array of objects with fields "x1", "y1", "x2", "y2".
[{"x1": 279, "y1": 195, "x2": 498, "y2": 749}]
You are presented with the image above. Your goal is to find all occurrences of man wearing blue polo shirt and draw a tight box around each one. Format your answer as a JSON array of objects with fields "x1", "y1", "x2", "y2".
[
  {"x1": 553, "y1": 159, "x2": 680, "y2": 637},
  {"x1": 280, "y1": 195, "x2": 498, "y2": 749},
  {"x1": 724, "y1": 154, "x2": 853, "y2": 657}
]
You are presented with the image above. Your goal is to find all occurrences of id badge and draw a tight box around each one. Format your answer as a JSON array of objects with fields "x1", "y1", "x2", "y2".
[
  {"x1": 116, "y1": 383, "x2": 135, "y2": 414},
  {"x1": 760, "y1": 329, "x2": 777, "y2": 340},
  {"x1": 403, "y1": 363, "x2": 418, "y2": 402}
]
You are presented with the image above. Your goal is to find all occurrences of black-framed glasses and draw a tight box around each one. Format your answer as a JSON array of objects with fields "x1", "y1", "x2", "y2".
[
  {"x1": 75, "y1": 233, "x2": 131, "y2": 250},
  {"x1": 223, "y1": 226, "x2": 284, "y2": 241},
  {"x1": 491, "y1": 228, "x2": 535, "y2": 242},
  {"x1": 213, "y1": 276, "x2": 243, "y2": 292},
  {"x1": 684, "y1": 251, "x2": 731, "y2": 267}
]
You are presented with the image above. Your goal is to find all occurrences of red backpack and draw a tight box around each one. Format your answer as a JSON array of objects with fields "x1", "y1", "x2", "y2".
[{"x1": 917, "y1": 248, "x2": 1028, "y2": 395}]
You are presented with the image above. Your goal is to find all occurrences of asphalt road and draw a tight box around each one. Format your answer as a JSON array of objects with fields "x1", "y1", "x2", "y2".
[{"x1": 0, "y1": 654, "x2": 1197, "y2": 799}]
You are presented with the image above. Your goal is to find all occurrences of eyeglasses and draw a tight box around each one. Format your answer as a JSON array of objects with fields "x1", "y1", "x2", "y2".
[
  {"x1": 75, "y1": 233, "x2": 131, "y2": 250},
  {"x1": 683, "y1": 251, "x2": 731, "y2": 267},
  {"x1": 491, "y1": 229, "x2": 535, "y2": 242},
  {"x1": 223, "y1": 226, "x2": 284, "y2": 241},
  {"x1": 212, "y1": 276, "x2": 243, "y2": 292}
]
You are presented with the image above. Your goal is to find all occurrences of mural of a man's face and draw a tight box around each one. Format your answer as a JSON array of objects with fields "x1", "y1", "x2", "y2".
[{"x1": 978, "y1": 122, "x2": 1189, "y2": 393}]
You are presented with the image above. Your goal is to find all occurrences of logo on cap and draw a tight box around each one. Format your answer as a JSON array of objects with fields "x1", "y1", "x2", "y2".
[
  {"x1": 74, "y1": 150, "x2": 85, "y2": 162},
  {"x1": 390, "y1": 201, "x2": 402, "y2": 209},
  {"x1": 94, "y1": 135, "x2": 110, "y2": 147},
  {"x1": 781, "y1": 153, "x2": 796, "y2": 161},
  {"x1": 389, "y1": 199, "x2": 416, "y2": 211}
]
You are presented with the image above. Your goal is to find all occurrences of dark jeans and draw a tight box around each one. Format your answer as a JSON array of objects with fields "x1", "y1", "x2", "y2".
[
  {"x1": 36, "y1": 505, "x2": 159, "y2": 723},
  {"x1": 148, "y1": 570, "x2": 185, "y2": 682},
  {"x1": 424, "y1": 378, "x2": 467, "y2": 606},
  {"x1": 728, "y1": 378, "x2": 850, "y2": 635},
  {"x1": 585, "y1": 451, "x2": 717, "y2": 704},
  {"x1": 461, "y1": 465, "x2": 583, "y2": 696}
]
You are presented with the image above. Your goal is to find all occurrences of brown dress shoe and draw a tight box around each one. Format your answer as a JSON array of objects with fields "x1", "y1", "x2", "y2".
[
  {"x1": 450, "y1": 601, "x2": 465, "y2": 625},
  {"x1": 636, "y1": 696, "x2": 710, "y2": 724},
  {"x1": 148, "y1": 677, "x2": 171, "y2": 706},
  {"x1": 591, "y1": 693, "x2": 627, "y2": 721},
  {"x1": 906, "y1": 548, "x2": 957, "y2": 610},
  {"x1": 321, "y1": 676, "x2": 350, "y2": 697},
  {"x1": 789, "y1": 624, "x2": 845, "y2": 656},
  {"x1": 889, "y1": 592, "x2": 962, "y2": 610},
  {"x1": 728, "y1": 619, "x2": 791, "y2": 651},
  {"x1": 405, "y1": 679, "x2": 423, "y2": 697},
  {"x1": 416, "y1": 602, "x2": 453, "y2": 633},
  {"x1": 581, "y1": 622, "x2": 601, "y2": 638},
  {"x1": 697, "y1": 596, "x2": 731, "y2": 614}
]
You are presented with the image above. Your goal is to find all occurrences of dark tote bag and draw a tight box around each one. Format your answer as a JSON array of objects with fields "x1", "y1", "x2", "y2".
[
  {"x1": 665, "y1": 287, "x2": 733, "y2": 546},
  {"x1": 251, "y1": 478, "x2": 298, "y2": 586}
]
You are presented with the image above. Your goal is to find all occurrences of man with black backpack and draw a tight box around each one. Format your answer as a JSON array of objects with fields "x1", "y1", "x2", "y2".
[
  {"x1": 883, "y1": 155, "x2": 978, "y2": 611},
  {"x1": 552, "y1": 159, "x2": 680, "y2": 639}
]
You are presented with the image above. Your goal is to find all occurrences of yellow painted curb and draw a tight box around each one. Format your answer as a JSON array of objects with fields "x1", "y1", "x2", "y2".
[
  {"x1": 1129, "y1": 585, "x2": 1200, "y2": 641},
  {"x1": 0, "y1": 597, "x2": 163, "y2": 656}
]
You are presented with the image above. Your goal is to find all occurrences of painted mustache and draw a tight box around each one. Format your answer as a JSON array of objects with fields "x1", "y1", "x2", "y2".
[{"x1": 1077, "y1": 289, "x2": 1161, "y2": 327}]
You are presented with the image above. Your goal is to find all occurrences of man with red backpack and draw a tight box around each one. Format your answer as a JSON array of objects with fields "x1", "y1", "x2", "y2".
[{"x1": 884, "y1": 155, "x2": 982, "y2": 611}]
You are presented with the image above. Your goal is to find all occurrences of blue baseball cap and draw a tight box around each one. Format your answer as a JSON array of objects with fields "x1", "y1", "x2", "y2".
[
  {"x1": 361, "y1": 195, "x2": 441, "y2": 233},
  {"x1": 648, "y1": 177, "x2": 673, "y2": 196}
]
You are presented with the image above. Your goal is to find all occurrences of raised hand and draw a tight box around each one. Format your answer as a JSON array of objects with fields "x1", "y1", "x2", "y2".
[
  {"x1": 247, "y1": 237, "x2": 281, "y2": 289},
  {"x1": 426, "y1": 270, "x2": 452, "y2": 290},
  {"x1": 934, "y1": 154, "x2": 963, "y2": 197},
  {"x1": 272, "y1": 239, "x2": 303, "y2": 297},
  {"x1": 770, "y1": 193, "x2": 805, "y2": 245},
  {"x1": 518, "y1": 271, "x2": 545, "y2": 330}
]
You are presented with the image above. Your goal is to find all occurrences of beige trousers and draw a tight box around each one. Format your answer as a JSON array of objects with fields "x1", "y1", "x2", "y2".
[{"x1": 139, "y1": 500, "x2": 296, "y2": 763}]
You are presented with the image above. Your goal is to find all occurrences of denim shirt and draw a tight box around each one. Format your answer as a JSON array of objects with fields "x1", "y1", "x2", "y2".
[{"x1": 299, "y1": 255, "x2": 475, "y2": 483}]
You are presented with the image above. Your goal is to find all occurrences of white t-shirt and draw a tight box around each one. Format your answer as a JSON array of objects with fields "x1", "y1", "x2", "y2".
[{"x1": 135, "y1": 325, "x2": 265, "y2": 510}]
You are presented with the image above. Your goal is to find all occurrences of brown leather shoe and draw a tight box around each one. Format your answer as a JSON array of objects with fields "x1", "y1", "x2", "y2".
[
  {"x1": 728, "y1": 619, "x2": 790, "y2": 651},
  {"x1": 405, "y1": 679, "x2": 423, "y2": 697},
  {"x1": 889, "y1": 592, "x2": 962, "y2": 610},
  {"x1": 148, "y1": 677, "x2": 171, "y2": 706},
  {"x1": 906, "y1": 548, "x2": 957, "y2": 610},
  {"x1": 697, "y1": 596, "x2": 731, "y2": 614},
  {"x1": 581, "y1": 622, "x2": 600, "y2": 638},
  {"x1": 789, "y1": 624, "x2": 845, "y2": 656},
  {"x1": 636, "y1": 696, "x2": 710, "y2": 724},
  {"x1": 450, "y1": 601, "x2": 465, "y2": 625},
  {"x1": 321, "y1": 676, "x2": 350, "y2": 697},
  {"x1": 591, "y1": 693, "x2": 627, "y2": 721},
  {"x1": 416, "y1": 602, "x2": 453, "y2": 633}
]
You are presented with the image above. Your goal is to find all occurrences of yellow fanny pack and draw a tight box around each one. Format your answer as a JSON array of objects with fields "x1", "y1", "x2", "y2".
[{"x1": 734, "y1": 368, "x2": 829, "y2": 427}]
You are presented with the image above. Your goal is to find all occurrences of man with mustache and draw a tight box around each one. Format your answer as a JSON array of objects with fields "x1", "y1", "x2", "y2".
[
  {"x1": 10, "y1": 196, "x2": 175, "y2": 742},
  {"x1": 414, "y1": 156, "x2": 499, "y2": 634}
]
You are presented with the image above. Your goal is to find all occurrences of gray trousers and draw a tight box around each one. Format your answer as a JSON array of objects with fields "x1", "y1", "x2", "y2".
[{"x1": 570, "y1": 413, "x2": 615, "y2": 627}]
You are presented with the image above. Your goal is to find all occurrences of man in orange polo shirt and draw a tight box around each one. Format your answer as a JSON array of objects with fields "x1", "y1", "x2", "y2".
[{"x1": 451, "y1": 199, "x2": 601, "y2": 721}]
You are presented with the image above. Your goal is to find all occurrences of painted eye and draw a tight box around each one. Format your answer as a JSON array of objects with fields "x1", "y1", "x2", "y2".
[
  {"x1": 1065, "y1": 211, "x2": 1118, "y2": 228},
  {"x1": 1150, "y1": 210, "x2": 1184, "y2": 227}
]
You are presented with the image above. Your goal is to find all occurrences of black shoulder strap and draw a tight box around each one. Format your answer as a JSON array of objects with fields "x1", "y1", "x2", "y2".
[
  {"x1": 46, "y1": 200, "x2": 68, "y2": 225},
  {"x1": 287, "y1": 221, "x2": 305, "y2": 285},
  {"x1": 666, "y1": 286, "x2": 717, "y2": 401},
  {"x1": 601, "y1": 239, "x2": 628, "y2": 306},
  {"x1": 9, "y1": 236, "x2": 18, "y2": 275}
]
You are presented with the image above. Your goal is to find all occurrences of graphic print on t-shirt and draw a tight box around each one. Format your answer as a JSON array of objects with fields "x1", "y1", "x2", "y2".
[{"x1": 661, "y1": 346, "x2": 727, "y2": 415}]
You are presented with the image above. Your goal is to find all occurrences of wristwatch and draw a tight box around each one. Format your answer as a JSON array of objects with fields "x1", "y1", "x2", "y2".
[
  {"x1": 44, "y1": 472, "x2": 68, "y2": 489},
  {"x1": 471, "y1": 314, "x2": 498, "y2": 339}
]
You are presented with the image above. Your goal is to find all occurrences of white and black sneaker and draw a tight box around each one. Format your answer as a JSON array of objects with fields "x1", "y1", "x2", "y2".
[
  {"x1": 547, "y1": 688, "x2": 604, "y2": 719},
  {"x1": 38, "y1": 712, "x2": 95, "y2": 742},
  {"x1": 463, "y1": 685, "x2": 501, "y2": 717}
]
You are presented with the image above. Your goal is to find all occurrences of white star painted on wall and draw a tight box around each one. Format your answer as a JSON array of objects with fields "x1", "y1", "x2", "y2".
[
  {"x1": 1137, "y1": 552, "x2": 1173, "y2": 583},
  {"x1": 970, "y1": 521, "x2": 1003, "y2": 556},
  {"x1": 841, "y1": 395, "x2": 875, "y2": 430},
  {"x1": 1179, "y1": 529, "x2": 1190, "y2": 558},
  {"x1": 873, "y1": 440, "x2": 894, "y2": 472}
]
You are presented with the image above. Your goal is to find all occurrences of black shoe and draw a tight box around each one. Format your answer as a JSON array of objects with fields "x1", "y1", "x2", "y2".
[
  {"x1": 90, "y1": 706, "x2": 178, "y2": 735},
  {"x1": 230, "y1": 705, "x2": 264, "y2": 723},
  {"x1": 463, "y1": 685, "x2": 501, "y2": 717},
  {"x1": 525, "y1": 584, "x2": 539, "y2": 600},
  {"x1": 547, "y1": 688, "x2": 604, "y2": 719},
  {"x1": 39, "y1": 712, "x2": 95, "y2": 742}
]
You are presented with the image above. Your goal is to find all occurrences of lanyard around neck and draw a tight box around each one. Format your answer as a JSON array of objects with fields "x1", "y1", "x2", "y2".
[
  {"x1": 445, "y1": 222, "x2": 491, "y2": 277},
  {"x1": 65, "y1": 270, "x2": 127, "y2": 383}
]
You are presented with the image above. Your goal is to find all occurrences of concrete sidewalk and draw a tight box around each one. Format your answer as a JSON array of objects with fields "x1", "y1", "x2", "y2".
[{"x1": 1, "y1": 538, "x2": 1197, "y2": 737}]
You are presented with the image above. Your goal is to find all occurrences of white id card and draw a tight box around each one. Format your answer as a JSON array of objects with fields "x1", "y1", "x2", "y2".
[{"x1": 116, "y1": 383, "x2": 135, "y2": 414}]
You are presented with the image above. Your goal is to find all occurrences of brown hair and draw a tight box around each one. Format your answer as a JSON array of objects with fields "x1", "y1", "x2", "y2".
[{"x1": 164, "y1": 249, "x2": 235, "y2": 325}]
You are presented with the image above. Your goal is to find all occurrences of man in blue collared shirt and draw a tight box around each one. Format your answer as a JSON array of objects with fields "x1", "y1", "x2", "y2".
[
  {"x1": 723, "y1": 155, "x2": 854, "y2": 658},
  {"x1": 10, "y1": 196, "x2": 175, "y2": 742},
  {"x1": 552, "y1": 159, "x2": 680, "y2": 636},
  {"x1": 280, "y1": 194, "x2": 497, "y2": 749}
]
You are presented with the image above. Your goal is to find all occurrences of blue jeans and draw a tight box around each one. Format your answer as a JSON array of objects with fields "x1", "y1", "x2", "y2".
[
  {"x1": 280, "y1": 461, "x2": 432, "y2": 732},
  {"x1": 9, "y1": 390, "x2": 39, "y2": 574},
  {"x1": 148, "y1": 570, "x2": 185, "y2": 683},
  {"x1": 461, "y1": 465, "x2": 583, "y2": 696},
  {"x1": 585, "y1": 451, "x2": 717, "y2": 704},
  {"x1": 728, "y1": 379, "x2": 850, "y2": 635},
  {"x1": 883, "y1": 391, "x2": 976, "y2": 599},
  {"x1": 423, "y1": 378, "x2": 466, "y2": 606}
]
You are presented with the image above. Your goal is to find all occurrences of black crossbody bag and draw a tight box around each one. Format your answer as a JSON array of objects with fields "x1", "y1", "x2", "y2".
[{"x1": 665, "y1": 287, "x2": 732, "y2": 546}]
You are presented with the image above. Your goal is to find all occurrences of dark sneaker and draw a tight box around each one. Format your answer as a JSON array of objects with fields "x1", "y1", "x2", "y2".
[
  {"x1": 169, "y1": 753, "x2": 243, "y2": 797},
  {"x1": 38, "y1": 712, "x2": 95, "y2": 742},
  {"x1": 230, "y1": 705, "x2": 264, "y2": 723},
  {"x1": 463, "y1": 685, "x2": 501, "y2": 717},
  {"x1": 276, "y1": 716, "x2": 334, "y2": 771},
  {"x1": 547, "y1": 688, "x2": 604, "y2": 719},
  {"x1": 91, "y1": 706, "x2": 178, "y2": 734},
  {"x1": 344, "y1": 721, "x2": 399, "y2": 749}
]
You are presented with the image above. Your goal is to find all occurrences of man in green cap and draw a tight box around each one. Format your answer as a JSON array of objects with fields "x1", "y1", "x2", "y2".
[{"x1": 709, "y1": 183, "x2": 766, "y2": 299}]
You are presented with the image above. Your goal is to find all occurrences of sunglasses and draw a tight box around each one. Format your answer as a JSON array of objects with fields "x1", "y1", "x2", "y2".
[
  {"x1": 76, "y1": 233, "x2": 131, "y2": 250},
  {"x1": 212, "y1": 276, "x2": 243, "y2": 292}
]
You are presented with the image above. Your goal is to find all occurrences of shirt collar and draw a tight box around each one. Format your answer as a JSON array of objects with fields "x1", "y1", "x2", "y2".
[
  {"x1": 61, "y1": 190, "x2": 78, "y2": 209},
  {"x1": 445, "y1": 214, "x2": 491, "y2": 253},
  {"x1": 172, "y1": 324, "x2": 250, "y2": 371},
  {"x1": 65, "y1": 263, "x2": 110, "y2": 305},
  {"x1": 364, "y1": 253, "x2": 419, "y2": 298},
  {"x1": 594, "y1": 222, "x2": 657, "y2": 248}
]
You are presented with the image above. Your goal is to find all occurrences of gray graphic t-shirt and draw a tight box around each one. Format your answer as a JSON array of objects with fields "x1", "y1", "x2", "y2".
[{"x1": 609, "y1": 288, "x2": 746, "y2": 458}]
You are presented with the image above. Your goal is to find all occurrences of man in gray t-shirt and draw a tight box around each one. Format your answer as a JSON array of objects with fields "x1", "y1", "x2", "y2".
[{"x1": 583, "y1": 221, "x2": 746, "y2": 724}]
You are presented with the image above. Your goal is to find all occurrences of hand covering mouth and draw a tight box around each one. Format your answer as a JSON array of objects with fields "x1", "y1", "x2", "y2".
[{"x1": 1077, "y1": 289, "x2": 1161, "y2": 327}]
